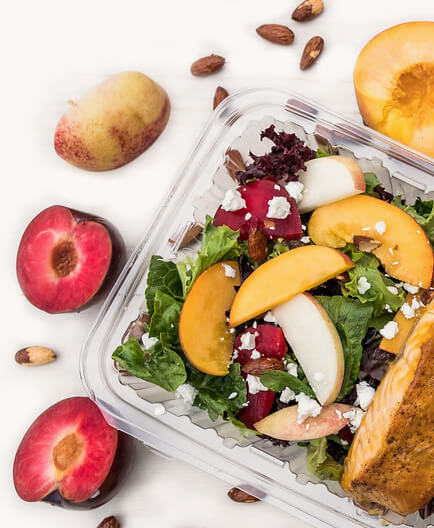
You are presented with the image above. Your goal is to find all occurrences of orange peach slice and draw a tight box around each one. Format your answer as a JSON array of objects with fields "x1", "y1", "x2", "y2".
[
  {"x1": 354, "y1": 22, "x2": 434, "y2": 157},
  {"x1": 179, "y1": 261, "x2": 240, "y2": 376},
  {"x1": 308, "y1": 195, "x2": 433, "y2": 288},
  {"x1": 229, "y1": 246, "x2": 353, "y2": 327},
  {"x1": 254, "y1": 403, "x2": 355, "y2": 441}
]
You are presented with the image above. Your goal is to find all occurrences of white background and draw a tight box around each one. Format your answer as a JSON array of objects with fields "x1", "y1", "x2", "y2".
[{"x1": 1, "y1": 1, "x2": 432, "y2": 527}]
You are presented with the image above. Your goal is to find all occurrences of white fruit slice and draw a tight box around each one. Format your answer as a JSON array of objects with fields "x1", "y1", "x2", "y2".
[
  {"x1": 297, "y1": 156, "x2": 365, "y2": 214},
  {"x1": 254, "y1": 403, "x2": 354, "y2": 441},
  {"x1": 271, "y1": 293, "x2": 344, "y2": 405}
]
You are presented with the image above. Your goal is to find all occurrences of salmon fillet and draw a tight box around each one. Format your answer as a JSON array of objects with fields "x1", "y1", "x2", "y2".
[{"x1": 341, "y1": 298, "x2": 434, "y2": 516}]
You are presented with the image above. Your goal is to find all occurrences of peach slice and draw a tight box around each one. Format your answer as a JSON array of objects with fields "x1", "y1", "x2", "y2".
[
  {"x1": 308, "y1": 195, "x2": 433, "y2": 288},
  {"x1": 354, "y1": 22, "x2": 434, "y2": 157},
  {"x1": 297, "y1": 156, "x2": 365, "y2": 214},
  {"x1": 179, "y1": 261, "x2": 240, "y2": 376},
  {"x1": 229, "y1": 246, "x2": 354, "y2": 327},
  {"x1": 254, "y1": 403, "x2": 355, "y2": 441}
]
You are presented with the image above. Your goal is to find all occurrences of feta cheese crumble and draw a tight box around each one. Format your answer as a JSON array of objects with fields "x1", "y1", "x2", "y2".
[
  {"x1": 295, "y1": 393, "x2": 322, "y2": 423},
  {"x1": 263, "y1": 311, "x2": 277, "y2": 324},
  {"x1": 379, "y1": 321, "x2": 399, "y2": 340},
  {"x1": 286, "y1": 362, "x2": 298, "y2": 377},
  {"x1": 355, "y1": 381, "x2": 375, "y2": 410},
  {"x1": 403, "y1": 283, "x2": 419, "y2": 294},
  {"x1": 228, "y1": 392, "x2": 238, "y2": 400},
  {"x1": 221, "y1": 189, "x2": 246, "y2": 212},
  {"x1": 250, "y1": 349, "x2": 261, "y2": 360},
  {"x1": 343, "y1": 408, "x2": 365, "y2": 433},
  {"x1": 386, "y1": 286, "x2": 399, "y2": 295},
  {"x1": 267, "y1": 196, "x2": 291, "y2": 219},
  {"x1": 245, "y1": 212, "x2": 252, "y2": 221},
  {"x1": 246, "y1": 375, "x2": 268, "y2": 395},
  {"x1": 274, "y1": 184, "x2": 280, "y2": 190},
  {"x1": 221, "y1": 263, "x2": 236, "y2": 278},
  {"x1": 239, "y1": 332, "x2": 256, "y2": 350},
  {"x1": 400, "y1": 297, "x2": 422, "y2": 319},
  {"x1": 285, "y1": 181, "x2": 304, "y2": 203},
  {"x1": 357, "y1": 276, "x2": 371, "y2": 295},
  {"x1": 175, "y1": 384, "x2": 198, "y2": 407},
  {"x1": 374, "y1": 221, "x2": 386, "y2": 235},
  {"x1": 153, "y1": 403, "x2": 166, "y2": 416},
  {"x1": 300, "y1": 236, "x2": 311, "y2": 244},
  {"x1": 142, "y1": 332, "x2": 159, "y2": 349},
  {"x1": 280, "y1": 387, "x2": 296, "y2": 403}
]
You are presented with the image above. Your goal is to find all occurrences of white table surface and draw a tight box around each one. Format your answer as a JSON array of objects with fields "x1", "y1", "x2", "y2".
[{"x1": 2, "y1": 1, "x2": 432, "y2": 526}]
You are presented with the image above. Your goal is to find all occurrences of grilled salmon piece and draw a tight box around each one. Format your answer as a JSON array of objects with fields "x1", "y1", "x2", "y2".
[{"x1": 341, "y1": 297, "x2": 434, "y2": 516}]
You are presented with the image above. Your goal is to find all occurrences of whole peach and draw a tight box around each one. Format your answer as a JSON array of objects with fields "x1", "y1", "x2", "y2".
[{"x1": 54, "y1": 72, "x2": 170, "y2": 171}]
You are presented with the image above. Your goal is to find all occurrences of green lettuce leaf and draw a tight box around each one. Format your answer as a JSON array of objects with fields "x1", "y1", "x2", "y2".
[
  {"x1": 391, "y1": 196, "x2": 434, "y2": 244},
  {"x1": 363, "y1": 172, "x2": 381, "y2": 197},
  {"x1": 145, "y1": 256, "x2": 183, "y2": 317},
  {"x1": 148, "y1": 290, "x2": 182, "y2": 345},
  {"x1": 259, "y1": 370, "x2": 315, "y2": 398},
  {"x1": 315, "y1": 296, "x2": 373, "y2": 399},
  {"x1": 176, "y1": 216, "x2": 242, "y2": 297},
  {"x1": 307, "y1": 438, "x2": 343, "y2": 481},
  {"x1": 316, "y1": 148, "x2": 330, "y2": 158},
  {"x1": 189, "y1": 363, "x2": 247, "y2": 421},
  {"x1": 112, "y1": 337, "x2": 186, "y2": 392}
]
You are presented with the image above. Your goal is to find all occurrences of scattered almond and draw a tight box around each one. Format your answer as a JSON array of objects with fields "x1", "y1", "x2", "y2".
[
  {"x1": 336, "y1": 272, "x2": 350, "y2": 283},
  {"x1": 292, "y1": 0, "x2": 324, "y2": 21},
  {"x1": 169, "y1": 223, "x2": 203, "y2": 249},
  {"x1": 248, "y1": 228, "x2": 269, "y2": 263},
  {"x1": 191, "y1": 54, "x2": 225, "y2": 76},
  {"x1": 300, "y1": 36, "x2": 324, "y2": 70},
  {"x1": 228, "y1": 487, "x2": 260, "y2": 503},
  {"x1": 213, "y1": 86, "x2": 229, "y2": 109},
  {"x1": 256, "y1": 24, "x2": 294, "y2": 45},
  {"x1": 242, "y1": 357, "x2": 285, "y2": 376},
  {"x1": 122, "y1": 312, "x2": 151, "y2": 344},
  {"x1": 354, "y1": 236, "x2": 382, "y2": 253},
  {"x1": 225, "y1": 149, "x2": 245, "y2": 181},
  {"x1": 15, "y1": 346, "x2": 56, "y2": 366},
  {"x1": 97, "y1": 516, "x2": 120, "y2": 528}
]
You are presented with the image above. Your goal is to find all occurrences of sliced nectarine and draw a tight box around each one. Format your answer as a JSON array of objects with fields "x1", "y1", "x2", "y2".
[
  {"x1": 354, "y1": 22, "x2": 434, "y2": 157},
  {"x1": 379, "y1": 292, "x2": 426, "y2": 355},
  {"x1": 229, "y1": 246, "x2": 353, "y2": 327},
  {"x1": 179, "y1": 261, "x2": 240, "y2": 376},
  {"x1": 308, "y1": 195, "x2": 433, "y2": 288}
]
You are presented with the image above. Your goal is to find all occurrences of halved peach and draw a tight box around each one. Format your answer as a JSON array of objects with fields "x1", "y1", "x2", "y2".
[
  {"x1": 179, "y1": 261, "x2": 240, "y2": 376},
  {"x1": 354, "y1": 22, "x2": 434, "y2": 157},
  {"x1": 308, "y1": 195, "x2": 433, "y2": 288},
  {"x1": 229, "y1": 246, "x2": 353, "y2": 327}
]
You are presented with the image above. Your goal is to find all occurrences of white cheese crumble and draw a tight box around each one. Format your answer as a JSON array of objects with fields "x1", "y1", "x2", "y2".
[
  {"x1": 400, "y1": 297, "x2": 422, "y2": 319},
  {"x1": 357, "y1": 276, "x2": 371, "y2": 295},
  {"x1": 239, "y1": 332, "x2": 256, "y2": 350},
  {"x1": 403, "y1": 283, "x2": 419, "y2": 294},
  {"x1": 386, "y1": 286, "x2": 399, "y2": 295},
  {"x1": 361, "y1": 227, "x2": 371, "y2": 231},
  {"x1": 232, "y1": 350, "x2": 239, "y2": 360},
  {"x1": 229, "y1": 328, "x2": 236, "y2": 334},
  {"x1": 274, "y1": 184, "x2": 280, "y2": 190},
  {"x1": 250, "y1": 349, "x2": 261, "y2": 359},
  {"x1": 379, "y1": 321, "x2": 399, "y2": 340},
  {"x1": 175, "y1": 384, "x2": 198, "y2": 406},
  {"x1": 286, "y1": 362, "x2": 298, "y2": 377},
  {"x1": 228, "y1": 392, "x2": 238, "y2": 400},
  {"x1": 385, "y1": 304, "x2": 392, "y2": 313},
  {"x1": 302, "y1": 224, "x2": 307, "y2": 231},
  {"x1": 300, "y1": 236, "x2": 311, "y2": 244},
  {"x1": 221, "y1": 189, "x2": 246, "y2": 212},
  {"x1": 263, "y1": 311, "x2": 277, "y2": 324},
  {"x1": 285, "y1": 181, "x2": 305, "y2": 203},
  {"x1": 343, "y1": 408, "x2": 365, "y2": 433},
  {"x1": 355, "y1": 381, "x2": 376, "y2": 411},
  {"x1": 267, "y1": 196, "x2": 291, "y2": 219},
  {"x1": 295, "y1": 393, "x2": 322, "y2": 424},
  {"x1": 153, "y1": 403, "x2": 166, "y2": 416},
  {"x1": 280, "y1": 387, "x2": 296, "y2": 403},
  {"x1": 374, "y1": 221, "x2": 386, "y2": 235},
  {"x1": 246, "y1": 375, "x2": 268, "y2": 395},
  {"x1": 245, "y1": 212, "x2": 252, "y2": 221},
  {"x1": 221, "y1": 263, "x2": 236, "y2": 278},
  {"x1": 142, "y1": 333, "x2": 159, "y2": 349}
]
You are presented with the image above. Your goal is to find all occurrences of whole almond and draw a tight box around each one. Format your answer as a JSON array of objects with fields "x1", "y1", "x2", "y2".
[
  {"x1": 256, "y1": 24, "x2": 294, "y2": 45},
  {"x1": 97, "y1": 516, "x2": 120, "y2": 528},
  {"x1": 225, "y1": 149, "x2": 245, "y2": 180},
  {"x1": 191, "y1": 54, "x2": 225, "y2": 76},
  {"x1": 228, "y1": 487, "x2": 260, "y2": 503},
  {"x1": 292, "y1": 0, "x2": 324, "y2": 21},
  {"x1": 213, "y1": 86, "x2": 229, "y2": 109},
  {"x1": 242, "y1": 357, "x2": 285, "y2": 376},
  {"x1": 248, "y1": 228, "x2": 269, "y2": 263},
  {"x1": 300, "y1": 36, "x2": 324, "y2": 70},
  {"x1": 15, "y1": 346, "x2": 56, "y2": 366}
]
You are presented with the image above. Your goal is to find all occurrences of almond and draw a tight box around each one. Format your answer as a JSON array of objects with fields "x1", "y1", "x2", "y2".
[
  {"x1": 169, "y1": 223, "x2": 203, "y2": 248},
  {"x1": 225, "y1": 149, "x2": 245, "y2": 181},
  {"x1": 248, "y1": 228, "x2": 269, "y2": 263},
  {"x1": 300, "y1": 36, "x2": 324, "y2": 70},
  {"x1": 353, "y1": 236, "x2": 382, "y2": 253},
  {"x1": 15, "y1": 346, "x2": 56, "y2": 366},
  {"x1": 122, "y1": 312, "x2": 151, "y2": 344},
  {"x1": 256, "y1": 24, "x2": 294, "y2": 45},
  {"x1": 97, "y1": 516, "x2": 120, "y2": 528},
  {"x1": 242, "y1": 357, "x2": 285, "y2": 376},
  {"x1": 292, "y1": 0, "x2": 324, "y2": 21},
  {"x1": 228, "y1": 487, "x2": 260, "y2": 503},
  {"x1": 213, "y1": 86, "x2": 229, "y2": 109},
  {"x1": 191, "y1": 54, "x2": 225, "y2": 76}
]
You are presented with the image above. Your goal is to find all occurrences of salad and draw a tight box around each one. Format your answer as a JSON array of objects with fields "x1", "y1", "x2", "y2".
[{"x1": 112, "y1": 126, "x2": 433, "y2": 516}]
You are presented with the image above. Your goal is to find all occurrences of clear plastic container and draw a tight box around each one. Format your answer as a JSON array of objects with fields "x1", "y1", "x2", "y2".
[{"x1": 80, "y1": 88, "x2": 434, "y2": 528}]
